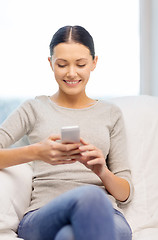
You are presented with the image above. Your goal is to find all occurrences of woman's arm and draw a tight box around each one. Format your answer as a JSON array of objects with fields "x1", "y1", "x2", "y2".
[
  {"x1": 99, "y1": 167, "x2": 130, "y2": 202},
  {"x1": 0, "y1": 135, "x2": 81, "y2": 169},
  {"x1": 0, "y1": 99, "x2": 80, "y2": 169},
  {"x1": 0, "y1": 145, "x2": 38, "y2": 169},
  {"x1": 79, "y1": 139, "x2": 130, "y2": 202}
]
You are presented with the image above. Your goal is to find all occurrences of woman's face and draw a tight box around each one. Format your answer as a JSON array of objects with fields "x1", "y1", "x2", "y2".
[{"x1": 48, "y1": 42, "x2": 98, "y2": 97}]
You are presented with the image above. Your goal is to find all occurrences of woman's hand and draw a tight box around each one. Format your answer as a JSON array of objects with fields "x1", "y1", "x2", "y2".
[
  {"x1": 78, "y1": 138, "x2": 130, "y2": 202},
  {"x1": 35, "y1": 135, "x2": 81, "y2": 165},
  {"x1": 78, "y1": 138, "x2": 107, "y2": 177}
]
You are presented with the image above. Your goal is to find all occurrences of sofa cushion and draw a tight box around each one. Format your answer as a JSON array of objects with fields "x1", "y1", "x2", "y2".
[{"x1": 0, "y1": 164, "x2": 33, "y2": 239}]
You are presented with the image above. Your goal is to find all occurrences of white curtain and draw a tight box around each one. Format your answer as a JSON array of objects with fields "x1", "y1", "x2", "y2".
[{"x1": 140, "y1": 0, "x2": 158, "y2": 96}]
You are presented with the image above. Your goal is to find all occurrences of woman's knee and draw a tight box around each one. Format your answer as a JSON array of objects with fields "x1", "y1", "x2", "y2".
[
  {"x1": 72, "y1": 185, "x2": 113, "y2": 214},
  {"x1": 78, "y1": 185, "x2": 111, "y2": 202},
  {"x1": 55, "y1": 225, "x2": 74, "y2": 240}
]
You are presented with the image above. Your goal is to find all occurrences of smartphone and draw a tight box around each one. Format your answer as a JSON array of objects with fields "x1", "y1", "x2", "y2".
[{"x1": 61, "y1": 126, "x2": 80, "y2": 143}]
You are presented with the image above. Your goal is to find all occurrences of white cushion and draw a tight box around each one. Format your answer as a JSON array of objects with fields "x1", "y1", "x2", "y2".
[
  {"x1": 0, "y1": 164, "x2": 33, "y2": 239},
  {"x1": 111, "y1": 95, "x2": 158, "y2": 239}
]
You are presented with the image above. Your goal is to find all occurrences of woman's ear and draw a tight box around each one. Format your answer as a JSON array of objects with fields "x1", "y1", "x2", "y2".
[
  {"x1": 91, "y1": 56, "x2": 98, "y2": 71},
  {"x1": 48, "y1": 57, "x2": 54, "y2": 71}
]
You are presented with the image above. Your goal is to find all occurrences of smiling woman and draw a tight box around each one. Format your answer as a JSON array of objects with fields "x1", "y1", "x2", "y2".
[{"x1": 0, "y1": 25, "x2": 133, "y2": 240}]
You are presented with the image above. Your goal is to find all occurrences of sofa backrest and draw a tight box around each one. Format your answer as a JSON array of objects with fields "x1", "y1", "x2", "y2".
[
  {"x1": 0, "y1": 98, "x2": 23, "y2": 124},
  {"x1": 111, "y1": 95, "x2": 158, "y2": 236}
]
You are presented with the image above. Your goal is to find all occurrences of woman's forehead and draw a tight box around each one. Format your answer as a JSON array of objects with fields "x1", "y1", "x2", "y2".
[{"x1": 53, "y1": 42, "x2": 91, "y2": 59}]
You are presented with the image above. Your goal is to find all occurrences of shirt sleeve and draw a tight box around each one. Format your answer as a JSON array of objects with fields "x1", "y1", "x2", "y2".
[
  {"x1": 0, "y1": 99, "x2": 36, "y2": 148},
  {"x1": 107, "y1": 104, "x2": 134, "y2": 205}
]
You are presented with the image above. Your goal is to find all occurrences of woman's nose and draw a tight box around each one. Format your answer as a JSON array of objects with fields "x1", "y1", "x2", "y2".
[{"x1": 66, "y1": 66, "x2": 78, "y2": 78}]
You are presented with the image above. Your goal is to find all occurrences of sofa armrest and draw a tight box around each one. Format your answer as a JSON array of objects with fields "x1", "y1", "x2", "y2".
[{"x1": 0, "y1": 164, "x2": 33, "y2": 238}]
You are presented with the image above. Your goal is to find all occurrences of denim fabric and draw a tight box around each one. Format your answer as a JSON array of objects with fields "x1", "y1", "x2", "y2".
[{"x1": 18, "y1": 185, "x2": 132, "y2": 240}]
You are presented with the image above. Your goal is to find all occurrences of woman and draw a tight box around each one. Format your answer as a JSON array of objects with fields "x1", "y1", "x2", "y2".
[{"x1": 0, "y1": 26, "x2": 133, "y2": 240}]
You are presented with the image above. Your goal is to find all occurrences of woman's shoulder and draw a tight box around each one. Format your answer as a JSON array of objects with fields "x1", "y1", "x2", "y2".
[
  {"x1": 35, "y1": 95, "x2": 50, "y2": 102},
  {"x1": 20, "y1": 95, "x2": 49, "y2": 108},
  {"x1": 12, "y1": 96, "x2": 51, "y2": 119},
  {"x1": 97, "y1": 100, "x2": 124, "y2": 127},
  {"x1": 98, "y1": 99, "x2": 122, "y2": 114}
]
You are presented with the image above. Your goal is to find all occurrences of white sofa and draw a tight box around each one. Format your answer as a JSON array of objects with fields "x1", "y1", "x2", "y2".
[{"x1": 0, "y1": 95, "x2": 158, "y2": 240}]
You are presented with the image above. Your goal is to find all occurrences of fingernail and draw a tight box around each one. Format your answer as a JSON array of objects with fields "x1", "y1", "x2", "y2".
[
  {"x1": 79, "y1": 146, "x2": 84, "y2": 150},
  {"x1": 81, "y1": 152, "x2": 86, "y2": 156}
]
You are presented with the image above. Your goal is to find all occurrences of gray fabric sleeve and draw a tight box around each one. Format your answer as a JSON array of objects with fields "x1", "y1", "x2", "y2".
[
  {"x1": 107, "y1": 104, "x2": 134, "y2": 205},
  {"x1": 0, "y1": 99, "x2": 36, "y2": 148}
]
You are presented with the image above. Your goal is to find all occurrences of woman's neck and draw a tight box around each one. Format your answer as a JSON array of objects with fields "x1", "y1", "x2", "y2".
[{"x1": 50, "y1": 91, "x2": 96, "y2": 109}]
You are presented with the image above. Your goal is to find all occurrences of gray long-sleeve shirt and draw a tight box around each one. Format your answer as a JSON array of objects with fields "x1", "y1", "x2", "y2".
[{"x1": 0, "y1": 95, "x2": 133, "y2": 213}]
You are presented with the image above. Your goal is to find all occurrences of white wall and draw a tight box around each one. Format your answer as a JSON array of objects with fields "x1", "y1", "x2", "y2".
[{"x1": 0, "y1": 0, "x2": 140, "y2": 98}]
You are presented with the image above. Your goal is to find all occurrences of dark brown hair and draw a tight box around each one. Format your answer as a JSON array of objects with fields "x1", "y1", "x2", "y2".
[{"x1": 49, "y1": 25, "x2": 95, "y2": 59}]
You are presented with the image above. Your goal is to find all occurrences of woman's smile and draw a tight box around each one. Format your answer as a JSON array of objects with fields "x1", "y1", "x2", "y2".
[{"x1": 63, "y1": 79, "x2": 82, "y2": 87}]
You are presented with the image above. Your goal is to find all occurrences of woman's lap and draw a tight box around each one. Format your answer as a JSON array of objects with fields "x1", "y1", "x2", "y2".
[{"x1": 18, "y1": 185, "x2": 132, "y2": 240}]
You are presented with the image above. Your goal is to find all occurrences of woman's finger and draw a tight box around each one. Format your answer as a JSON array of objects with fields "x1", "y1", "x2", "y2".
[
  {"x1": 79, "y1": 144, "x2": 95, "y2": 152},
  {"x1": 80, "y1": 138, "x2": 88, "y2": 145},
  {"x1": 50, "y1": 159, "x2": 77, "y2": 165},
  {"x1": 49, "y1": 152, "x2": 81, "y2": 161},
  {"x1": 87, "y1": 158, "x2": 105, "y2": 166},
  {"x1": 81, "y1": 150, "x2": 99, "y2": 158},
  {"x1": 55, "y1": 142, "x2": 81, "y2": 152},
  {"x1": 61, "y1": 148, "x2": 81, "y2": 156},
  {"x1": 49, "y1": 135, "x2": 61, "y2": 141}
]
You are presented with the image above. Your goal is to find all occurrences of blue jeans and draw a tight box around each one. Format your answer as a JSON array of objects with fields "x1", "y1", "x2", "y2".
[{"x1": 18, "y1": 185, "x2": 132, "y2": 240}]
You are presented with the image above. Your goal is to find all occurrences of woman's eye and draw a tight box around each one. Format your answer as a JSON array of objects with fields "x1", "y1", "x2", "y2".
[
  {"x1": 58, "y1": 64, "x2": 66, "y2": 68},
  {"x1": 78, "y1": 64, "x2": 86, "y2": 68}
]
